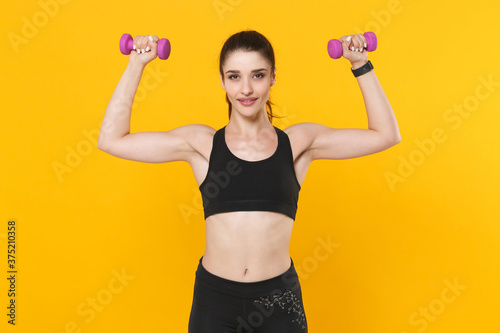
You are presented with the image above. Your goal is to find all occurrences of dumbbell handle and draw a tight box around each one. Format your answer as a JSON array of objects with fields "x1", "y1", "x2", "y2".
[
  {"x1": 328, "y1": 31, "x2": 377, "y2": 59},
  {"x1": 119, "y1": 33, "x2": 171, "y2": 60}
]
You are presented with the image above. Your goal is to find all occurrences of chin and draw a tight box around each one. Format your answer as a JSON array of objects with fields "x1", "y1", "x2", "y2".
[{"x1": 235, "y1": 106, "x2": 265, "y2": 118}]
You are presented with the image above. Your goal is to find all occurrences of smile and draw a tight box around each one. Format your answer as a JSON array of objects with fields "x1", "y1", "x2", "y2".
[{"x1": 237, "y1": 98, "x2": 257, "y2": 106}]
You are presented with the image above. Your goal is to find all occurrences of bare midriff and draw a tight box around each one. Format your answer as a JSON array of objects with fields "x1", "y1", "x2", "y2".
[{"x1": 202, "y1": 211, "x2": 294, "y2": 282}]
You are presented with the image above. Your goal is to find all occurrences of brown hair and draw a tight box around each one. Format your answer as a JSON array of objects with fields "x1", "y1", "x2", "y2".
[{"x1": 219, "y1": 30, "x2": 277, "y2": 123}]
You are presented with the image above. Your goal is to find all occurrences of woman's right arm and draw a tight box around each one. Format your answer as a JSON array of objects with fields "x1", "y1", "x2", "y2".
[{"x1": 97, "y1": 35, "x2": 211, "y2": 163}]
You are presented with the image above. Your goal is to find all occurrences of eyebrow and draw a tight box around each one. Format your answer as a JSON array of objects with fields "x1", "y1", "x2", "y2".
[{"x1": 225, "y1": 68, "x2": 268, "y2": 74}]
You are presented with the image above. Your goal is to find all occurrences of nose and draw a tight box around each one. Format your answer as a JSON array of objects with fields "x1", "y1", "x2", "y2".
[{"x1": 241, "y1": 77, "x2": 253, "y2": 95}]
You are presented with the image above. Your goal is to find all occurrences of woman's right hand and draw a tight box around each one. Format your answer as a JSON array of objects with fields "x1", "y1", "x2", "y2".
[{"x1": 128, "y1": 35, "x2": 160, "y2": 67}]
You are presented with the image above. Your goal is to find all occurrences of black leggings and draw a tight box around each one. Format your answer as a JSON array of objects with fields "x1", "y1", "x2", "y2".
[{"x1": 188, "y1": 256, "x2": 308, "y2": 333}]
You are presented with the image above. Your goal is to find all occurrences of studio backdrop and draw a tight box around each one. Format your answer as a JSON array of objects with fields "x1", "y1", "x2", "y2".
[{"x1": 2, "y1": 0, "x2": 499, "y2": 332}]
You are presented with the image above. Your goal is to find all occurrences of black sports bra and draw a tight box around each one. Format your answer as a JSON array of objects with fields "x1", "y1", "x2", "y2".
[{"x1": 198, "y1": 126, "x2": 301, "y2": 220}]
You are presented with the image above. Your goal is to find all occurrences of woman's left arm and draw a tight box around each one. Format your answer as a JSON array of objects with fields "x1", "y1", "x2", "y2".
[{"x1": 289, "y1": 33, "x2": 401, "y2": 161}]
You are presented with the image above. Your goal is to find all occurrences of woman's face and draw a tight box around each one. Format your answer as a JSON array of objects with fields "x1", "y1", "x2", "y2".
[{"x1": 221, "y1": 50, "x2": 276, "y2": 119}]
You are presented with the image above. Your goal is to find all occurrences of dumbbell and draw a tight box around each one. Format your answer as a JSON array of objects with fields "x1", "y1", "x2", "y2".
[
  {"x1": 119, "y1": 33, "x2": 171, "y2": 60},
  {"x1": 327, "y1": 31, "x2": 377, "y2": 59}
]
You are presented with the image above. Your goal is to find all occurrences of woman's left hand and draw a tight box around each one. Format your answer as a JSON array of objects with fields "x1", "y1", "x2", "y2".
[{"x1": 338, "y1": 34, "x2": 369, "y2": 69}]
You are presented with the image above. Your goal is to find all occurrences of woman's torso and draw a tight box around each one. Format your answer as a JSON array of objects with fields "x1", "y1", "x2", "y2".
[{"x1": 189, "y1": 124, "x2": 311, "y2": 282}]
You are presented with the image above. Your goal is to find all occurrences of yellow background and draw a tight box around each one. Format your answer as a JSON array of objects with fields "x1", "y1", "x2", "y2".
[{"x1": 2, "y1": 0, "x2": 499, "y2": 332}]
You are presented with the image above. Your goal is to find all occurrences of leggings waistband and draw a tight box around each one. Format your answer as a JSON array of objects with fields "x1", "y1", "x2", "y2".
[{"x1": 194, "y1": 256, "x2": 301, "y2": 298}]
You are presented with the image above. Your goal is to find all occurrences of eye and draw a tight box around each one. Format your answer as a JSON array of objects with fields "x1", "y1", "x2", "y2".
[
  {"x1": 254, "y1": 73, "x2": 265, "y2": 78},
  {"x1": 228, "y1": 74, "x2": 238, "y2": 80}
]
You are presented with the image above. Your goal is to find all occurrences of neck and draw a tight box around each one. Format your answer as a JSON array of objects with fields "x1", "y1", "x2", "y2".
[{"x1": 226, "y1": 109, "x2": 273, "y2": 136}]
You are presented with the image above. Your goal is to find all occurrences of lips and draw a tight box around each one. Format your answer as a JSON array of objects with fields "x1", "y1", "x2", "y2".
[{"x1": 237, "y1": 98, "x2": 258, "y2": 106}]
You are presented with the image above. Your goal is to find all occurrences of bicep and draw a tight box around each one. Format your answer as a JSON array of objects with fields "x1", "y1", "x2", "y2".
[
  {"x1": 306, "y1": 124, "x2": 399, "y2": 160},
  {"x1": 98, "y1": 124, "x2": 212, "y2": 163}
]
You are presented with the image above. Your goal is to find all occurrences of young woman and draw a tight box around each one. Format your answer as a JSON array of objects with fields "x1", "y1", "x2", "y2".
[{"x1": 98, "y1": 30, "x2": 401, "y2": 333}]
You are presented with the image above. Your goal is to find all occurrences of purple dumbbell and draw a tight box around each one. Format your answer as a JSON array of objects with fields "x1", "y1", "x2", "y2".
[
  {"x1": 119, "y1": 33, "x2": 171, "y2": 60},
  {"x1": 327, "y1": 31, "x2": 377, "y2": 59}
]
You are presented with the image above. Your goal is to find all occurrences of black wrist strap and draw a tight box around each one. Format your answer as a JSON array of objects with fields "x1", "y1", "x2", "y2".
[{"x1": 351, "y1": 60, "x2": 374, "y2": 77}]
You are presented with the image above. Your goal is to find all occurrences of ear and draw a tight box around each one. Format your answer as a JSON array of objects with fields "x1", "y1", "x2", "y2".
[
  {"x1": 220, "y1": 73, "x2": 226, "y2": 89},
  {"x1": 270, "y1": 67, "x2": 277, "y2": 87}
]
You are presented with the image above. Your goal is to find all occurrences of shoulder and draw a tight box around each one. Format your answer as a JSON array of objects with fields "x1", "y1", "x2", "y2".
[
  {"x1": 183, "y1": 123, "x2": 217, "y2": 134},
  {"x1": 283, "y1": 122, "x2": 326, "y2": 145},
  {"x1": 177, "y1": 124, "x2": 217, "y2": 143},
  {"x1": 173, "y1": 124, "x2": 217, "y2": 164},
  {"x1": 184, "y1": 124, "x2": 218, "y2": 153},
  {"x1": 166, "y1": 123, "x2": 216, "y2": 153},
  {"x1": 281, "y1": 122, "x2": 327, "y2": 160}
]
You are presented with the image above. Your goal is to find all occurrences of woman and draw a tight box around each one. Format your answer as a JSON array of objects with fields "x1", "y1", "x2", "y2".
[{"x1": 98, "y1": 30, "x2": 401, "y2": 332}]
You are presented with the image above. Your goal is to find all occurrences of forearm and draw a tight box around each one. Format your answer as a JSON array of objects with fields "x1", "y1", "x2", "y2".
[
  {"x1": 97, "y1": 62, "x2": 146, "y2": 148},
  {"x1": 352, "y1": 62, "x2": 401, "y2": 142}
]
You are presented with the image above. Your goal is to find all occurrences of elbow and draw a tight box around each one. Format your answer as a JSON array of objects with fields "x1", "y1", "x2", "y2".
[
  {"x1": 379, "y1": 132, "x2": 401, "y2": 149},
  {"x1": 393, "y1": 132, "x2": 402, "y2": 145},
  {"x1": 97, "y1": 134, "x2": 113, "y2": 152},
  {"x1": 97, "y1": 132, "x2": 105, "y2": 151},
  {"x1": 96, "y1": 140, "x2": 109, "y2": 152},
  {"x1": 388, "y1": 133, "x2": 402, "y2": 147}
]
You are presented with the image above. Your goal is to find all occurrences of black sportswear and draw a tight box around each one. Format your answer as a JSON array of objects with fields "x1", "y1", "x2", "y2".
[
  {"x1": 198, "y1": 126, "x2": 301, "y2": 220},
  {"x1": 188, "y1": 256, "x2": 308, "y2": 332}
]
